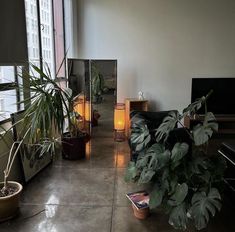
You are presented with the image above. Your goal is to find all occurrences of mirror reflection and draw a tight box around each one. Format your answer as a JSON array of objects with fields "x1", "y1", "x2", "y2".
[{"x1": 67, "y1": 59, "x2": 117, "y2": 137}]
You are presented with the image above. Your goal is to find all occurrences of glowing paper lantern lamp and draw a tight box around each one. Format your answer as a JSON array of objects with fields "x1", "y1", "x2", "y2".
[
  {"x1": 74, "y1": 99, "x2": 84, "y2": 117},
  {"x1": 73, "y1": 94, "x2": 85, "y2": 129},
  {"x1": 114, "y1": 103, "x2": 125, "y2": 141}
]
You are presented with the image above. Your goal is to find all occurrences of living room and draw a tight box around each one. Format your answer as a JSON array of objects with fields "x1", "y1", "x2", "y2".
[{"x1": 0, "y1": 0, "x2": 235, "y2": 231}]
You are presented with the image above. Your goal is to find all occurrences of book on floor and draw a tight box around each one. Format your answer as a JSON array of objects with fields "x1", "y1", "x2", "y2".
[{"x1": 126, "y1": 190, "x2": 149, "y2": 210}]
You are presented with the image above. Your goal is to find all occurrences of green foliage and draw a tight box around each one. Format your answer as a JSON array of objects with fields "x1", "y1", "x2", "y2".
[
  {"x1": 193, "y1": 112, "x2": 218, "y2": 146},
  {"x1": 168, "y1": 183, "x2": 188, "y2": 206},
  {"x1": 0, "y1": 62, "x2": 84, "y2": 189},
  {"x1": 149, "y1": 185, "x2": 164, "y2": 208},
  {"x1": 125, "y1": 92, "x2": 225, "y2": 230},
  {"x1": 155, "y1": 111, "x2": 179, "y2": 142},
  {"x1": 168, "y1": 203, "x2": 188, "y2": 230},
  {"x1": 168, "y1": 202, "x2": 188, "y2": 230},
  {"x1": 91, "y1": 64, "x2": 105, "y2": 103},
  {"x1": 130, "y1": 115, "x2": 151, "y2": 152},
  {"x1": 170, "y1": 143, "x2": 189, "y2": 169},
  {"x1": 124, "y1": 161, "x2": 138, "y2": 182},
  {"x1": 190, "y1": 188, "x2": 222, "y2": 230}
]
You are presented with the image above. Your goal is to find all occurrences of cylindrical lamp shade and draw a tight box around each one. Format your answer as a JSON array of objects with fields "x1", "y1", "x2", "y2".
[
  {"x1": 114, "y1": 104, "x2": 125, "y2": 130},
  {"x1": 74, "y1": 98, "x2": 85, "y2": 117},
  {"x1": 74, "y1": 93, "x2": 85, "y2": 117},
  {"x1": 114, "y1": 103, "x2": 125, "y2": 141}
]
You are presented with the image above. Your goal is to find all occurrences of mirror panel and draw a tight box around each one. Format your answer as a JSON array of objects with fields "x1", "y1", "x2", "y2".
[{"x1": 67, "y1": 59, "x2": 117, "y2": 137}]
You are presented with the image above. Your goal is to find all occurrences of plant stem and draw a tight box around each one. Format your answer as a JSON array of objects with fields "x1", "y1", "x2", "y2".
[
  {"x1": 177, "y1": 119, "x2": 194, "y2": 140},
  {"x1": 2, "y1": 127, "x2": 31, "y2": 190}
]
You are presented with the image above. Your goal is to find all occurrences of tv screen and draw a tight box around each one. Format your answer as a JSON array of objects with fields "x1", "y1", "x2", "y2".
[{"x1": 191, "y1": 78, "x2": 235, "y2": 115}]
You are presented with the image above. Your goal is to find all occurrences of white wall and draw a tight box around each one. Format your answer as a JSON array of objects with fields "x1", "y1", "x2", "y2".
[{"x1": 76, "y1": 0, "x2": 235, "y2": 111}]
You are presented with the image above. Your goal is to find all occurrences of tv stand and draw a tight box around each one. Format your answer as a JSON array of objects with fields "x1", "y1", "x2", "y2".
[{"x1": 184, "y1": 115, "x2": 235, "y2": 135}]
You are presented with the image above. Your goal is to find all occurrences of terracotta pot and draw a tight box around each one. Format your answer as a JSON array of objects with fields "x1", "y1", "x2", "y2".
[
  {"x1": 0, "y1": 181, "x2": 23, "y2": 222},
  {"x1": 62, "y1": 133, "x2": 86, "y2": 160},
  {"x1": 132, "y1": 203, "x2": 150, "y2": 219}
]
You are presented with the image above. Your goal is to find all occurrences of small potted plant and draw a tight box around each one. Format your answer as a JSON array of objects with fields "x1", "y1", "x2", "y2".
[
  {"x1": 125, "y1": 91, "x2": 226, "y2": 230},
  {"x1": 0, "y1": 139, "x2": 26, "y2": 221},
  {"x1": 61, "y1": 111, "x2": 87, "y2": 160}
]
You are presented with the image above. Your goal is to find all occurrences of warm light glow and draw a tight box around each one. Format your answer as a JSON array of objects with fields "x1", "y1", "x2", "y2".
[
  {"x1": 114, "y1": 103, "x2": 125, "y2": 131},
  {"x1": 86, "y1": 141, "x2": 91, "y2": 159},
  {"x1": 74, "y1": 99, "x2": 84, "y2": 117},
  {"x1": 116, "y1": 152, "x2": 125, "y2": 167},
  {"x1": 74, "y1": 93, "x2": 85, "y2": 117},
  {"x1": 85, "y1": 101, "x2": 91, "y2": 121}
]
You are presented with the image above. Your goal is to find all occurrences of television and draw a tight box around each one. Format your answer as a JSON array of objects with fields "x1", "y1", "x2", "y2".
[{"x1": 191, "y1": 78, "x2": 235, "y2": 115}]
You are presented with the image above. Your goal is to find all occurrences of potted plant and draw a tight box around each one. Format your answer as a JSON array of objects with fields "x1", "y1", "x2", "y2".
[
  {"x1": 0, "y1": 62, "x2": 87, "y2": 221},
  {"x1": 61, "y1": 110, "x2": 87, "y2": 160},
  {"x1": 125, "y1": 91, "x2": 226, "y2": 230},
  {"x1": 23, "y1": 63, "x2": 88, "y2": 160},
  {"x1": 0, "y1": 138, "x2": 26, "y2": 221}
]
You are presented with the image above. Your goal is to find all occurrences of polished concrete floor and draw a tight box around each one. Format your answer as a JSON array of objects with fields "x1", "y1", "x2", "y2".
[{"x1": 1, "y1": 95, "x2": 235, "y2": 231}]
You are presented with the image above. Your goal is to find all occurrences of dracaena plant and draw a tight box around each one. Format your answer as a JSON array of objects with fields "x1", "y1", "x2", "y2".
[
  {"x1": 0, "y1": 62, "x2": 82, "y2": 196},
  {"x1": 125, "y1": 91, "x2": 226, "y2": 230}
]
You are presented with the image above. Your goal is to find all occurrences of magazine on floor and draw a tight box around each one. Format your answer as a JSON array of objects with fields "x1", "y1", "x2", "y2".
[{"x1": 126, "y1": 190, "x2": 149, "y2": 210}]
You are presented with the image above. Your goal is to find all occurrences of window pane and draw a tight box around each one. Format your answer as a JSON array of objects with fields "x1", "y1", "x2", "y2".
[
  {"x1": 0, "y1": 90, "x2": 17, "y2": 120},
  {"x1": 0, "y1": 66, "x2": 15, "y2": 83},
  {"x1": 25, "y1": 0, "x2": 40, "y2": 67},
  {"x1": 0, "y1": 66, "x2": 23, "y2": 120},
  {"x1": 17, "y1": 67, "x2": 25, "y2": 111},
  {"x1": 39, "y1": 0, "x2": 55, "y2": 78}
]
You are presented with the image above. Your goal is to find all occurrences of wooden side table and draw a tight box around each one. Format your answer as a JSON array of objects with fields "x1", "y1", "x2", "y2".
[{"x1": 125, "y1": 98, "x2": 148, "y2": 137}]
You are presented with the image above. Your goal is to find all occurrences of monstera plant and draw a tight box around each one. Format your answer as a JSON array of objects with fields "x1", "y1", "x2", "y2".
[{"x1": 125, "y1": 91, "x2": 226, "y2": 230}]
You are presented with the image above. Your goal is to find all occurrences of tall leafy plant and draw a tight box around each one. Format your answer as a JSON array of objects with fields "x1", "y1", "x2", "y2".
[
  {"x1": 0, "y1": 62, "x2": 82, "y2": 196},
  {"x1": 125, "y1": 91, "x2": 226, "y2": 230}
]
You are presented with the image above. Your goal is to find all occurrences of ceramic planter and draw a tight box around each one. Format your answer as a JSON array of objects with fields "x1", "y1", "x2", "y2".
[
  {"x1": 0, "y1": 181, "x2": 23, "y2": 222},
  {"x1": 132, "y1": 203, "x2": 150, "y2": 219},
  {"x1": 62, "y1": 133, "x2": 86, "y2": 160}
]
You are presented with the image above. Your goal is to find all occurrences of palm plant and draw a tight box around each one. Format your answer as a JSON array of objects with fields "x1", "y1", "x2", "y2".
[
  {"x1": 1, "y1": 62, "x2": 82, "y2": 195},
  {"x1": 125, "y1": 91, "x2": 226, "y2": 230}
]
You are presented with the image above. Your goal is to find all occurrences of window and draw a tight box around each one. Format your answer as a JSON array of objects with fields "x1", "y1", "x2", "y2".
[
  {"x1": 25, "y1": 0, "x2": 55, "y2": 78},
  {"x1": 0, "y1": 66, "x2": 23, "y2": 120},
  {"x1": 0, "y1": 0, "x2": 65, "y2": 122}
]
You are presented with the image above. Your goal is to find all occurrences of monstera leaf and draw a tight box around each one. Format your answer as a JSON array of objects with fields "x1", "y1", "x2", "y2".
[
  {"x1": 170, "y1": 143, "x2": 189, "y2": 169},
  {"x1": 190, "y1": 188, "x2": 222, "y2": 230},
  {"x1": 130, "y1": 117, "x2": 151, "y2": 152},
  {"x1": 149, "y1": 185, "x2": 165, "y2": 209},
  {"x1": 168, "y1": 203, "x2": 188, "y2": 230},
  {"x1": 148, "y1": 143, "x2": 171, "y2": 170},
  {"x1": 182, "y1": 90, "x2": 213, "y2": 118},
  {"x1": 190, "y1": 154, "x2": 208, "y2": 175},
  {"x1": 136, "y1": 151, "x2": 152, "y2": 169},
  {"x1": 138, "y1": 167, "x2": 156, "y2": 184},
  {"x1": 155, "y1": 111, "x2": 179, "y2": 142},
  {"x1": 136, "y1": 143, "x2": 170, "y2": 171},
  {"x1": 124, "y1": 161, "x2": 138, "y2": 182},
  {"x1": 136, "y1": 144, "x2": 171, "y2": 184},
  {"x1": 193, "y1": 112, "x2": 218, "y2": 146},
  {"x1": 168, "y1": 183, "x2": 188, "y2": 206},
  {"x1": 182, "y1": 96, "x2": 206, "y2": 118}
]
